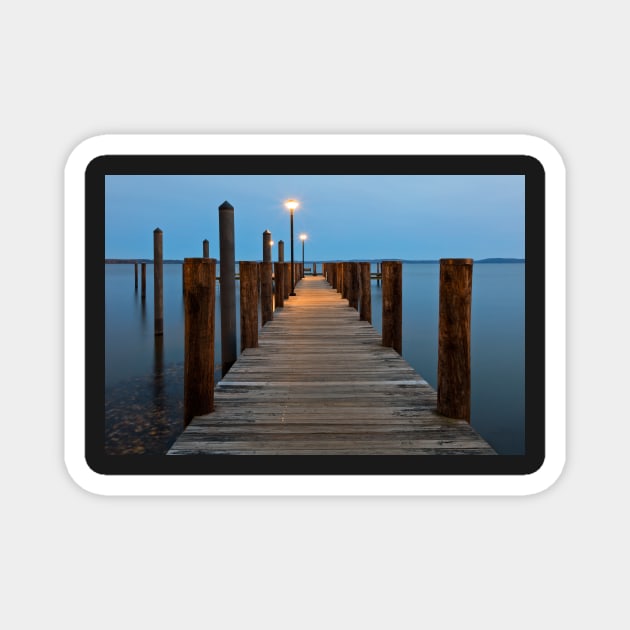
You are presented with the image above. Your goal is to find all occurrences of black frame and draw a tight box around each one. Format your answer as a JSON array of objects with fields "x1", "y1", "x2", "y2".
[{"x1": 87, "y1": 154, "x2": 544, "y2": 476}]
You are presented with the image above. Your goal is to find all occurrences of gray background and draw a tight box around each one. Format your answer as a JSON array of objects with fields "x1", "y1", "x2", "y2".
[{"x1": 2, "y1": 1, "x2": 625, "y2": 628}]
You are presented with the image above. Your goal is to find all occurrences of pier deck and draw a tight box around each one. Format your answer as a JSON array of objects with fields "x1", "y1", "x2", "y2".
[{"x1": 168, "y1": 276, "x2": 495, "y2": 455}]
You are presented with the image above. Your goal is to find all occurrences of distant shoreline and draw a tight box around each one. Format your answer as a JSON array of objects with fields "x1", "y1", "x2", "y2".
[{"x1": 105, "y1": 257, "x2": 525, "y2": 265}]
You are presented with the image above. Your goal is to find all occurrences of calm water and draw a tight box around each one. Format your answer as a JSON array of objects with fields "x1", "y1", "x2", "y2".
[{"x1": 105, "y1": 263, "x2": 524, "y2": 455}]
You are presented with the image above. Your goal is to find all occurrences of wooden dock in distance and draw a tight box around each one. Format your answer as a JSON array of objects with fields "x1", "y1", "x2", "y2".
[{"x1": 168, "y1": 276, "x2": 495, "y2": 455}]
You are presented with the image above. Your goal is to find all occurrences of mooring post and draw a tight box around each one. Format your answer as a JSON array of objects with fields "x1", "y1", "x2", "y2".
[
  {"x1": 261, "y1": 261, "x2": 273, "y2": 325},
  {"x1": 274, "y1": 261, "x2": 284, "y2": 309},
  {"x1": 219, "y1": 201, "x2": 237, "y2": 376},
  {"x1": 240, "y1": 261, "x2": 259, "y2": 351},
  {"x1": 437, "y1": 258, "x2": 473, "y2": 422},
  {"x1": 283, "y1": 262, "x2": 290, "y2": 300},
  {"x1": 359, "y1": 262, "x2": 372, "y2": 323},
  {"x1": 203, "y1": 239, "x2": 210, "y2": 258},
  {"x1": 377, "y1": 262, "x2": 381, "y2": 286},
  {"x1": 183, "y1": 258, "x2": 216, "y2": 425},
  {"x1": 382, "y1": 260, "x2": 402, "y2": 354},
  {"x1": 278, "y1": 240, "x2": 284, "y2": 263},
  {"x1": 343, "y1": 263, "x2": 352, "y2": 302},
  {"x1": 141, "y1": 263, "x2": 146, "y2": 299},
  {"x1": 348, "y1": 262, "x2": 360, "y2": 310},
  {"x1": 313, "y1": 261, "x2": 317, "y2": 276},
  {"x1": 134, "y1": 262, "x2": 138, "y2": 290},
  {"x1": 153, "y1": 228, "x2": 163, "y2": 336},
  {"x1": 263, "y1": 230, "x2": 272, "y2": 263}
]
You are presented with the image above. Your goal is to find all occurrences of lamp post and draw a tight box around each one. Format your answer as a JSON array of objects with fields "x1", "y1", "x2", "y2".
[
  {"x1": 285, "y1": 199, "x2": 299, "y2": 295},
  {"x1": 300, "y1": 233, "x2": 307, "y2": 278}
]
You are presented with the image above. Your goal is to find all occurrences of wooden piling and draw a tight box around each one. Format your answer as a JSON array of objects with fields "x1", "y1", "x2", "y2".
[
  {"x1": 219, "y1": 201, "x2": 237, "y2": 376},
  {"x1": 153, "y1": 228, "x2": 163, "y2": 336},
  {"x1": 263, "y1": 230, "x2": 272, "y2": 263},
  {"x1": 437, "y1": 258, "x2": 473, "y2": 422},
  {"x1": 343, "y1": 263, "x2": 352, "y2": 302},
  {"x1": 382, "y1": 260, "x2": 402, "y2": 354},
  {"x1": 283, "y1": 262, "x2": 290, "y2": 300},
  {"x1": 240, "y1": 261, "x2": 259, "y2": 351},
  {"x1": 278, "y1": 240, "x2": 284, "y2": 262},
  {"x1": 261, "y1": 261, "x2": 273, "y2": 325},
  {"x1": 348, "y1": 262, "x2": 360, "y2": 310},
  {"x1": 203, "y1": 239, "x2": 209, "y2": 258},
  {"x1": 141, "y1": 263, "x2": 146, "y2": 299},
  {"x1": 274, "y1": 262, "x2": 284, "y2": 309},
  {"x1": 359, "y1": 262, "x2": 372, "y2": 323},
  {"x1": 134, "y1": 262, "x2": 138, "y2": 290},
  {"x1": 183, "y1": 258, "x2": 216, "y2": 425}
]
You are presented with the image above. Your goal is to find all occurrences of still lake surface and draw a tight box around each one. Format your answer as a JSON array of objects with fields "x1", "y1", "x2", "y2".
[{"x1": 105, "y1": 263, "x2": 524, "y2": 455}]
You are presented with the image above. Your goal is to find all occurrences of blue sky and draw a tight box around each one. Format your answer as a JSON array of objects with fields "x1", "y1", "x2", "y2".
[{"x1": 105, "y1": 174, "x2": 524, "y2": 261}]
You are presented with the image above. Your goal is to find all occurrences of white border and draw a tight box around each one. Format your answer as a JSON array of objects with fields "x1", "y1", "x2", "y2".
[{"x1": 64, "y1": 134, "x2": 565, "y2": 496}]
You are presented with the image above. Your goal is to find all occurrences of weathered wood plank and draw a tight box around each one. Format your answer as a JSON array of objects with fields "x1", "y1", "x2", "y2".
[{"x1": 168, "y1": 276, "x2": 495, "y2": 455}]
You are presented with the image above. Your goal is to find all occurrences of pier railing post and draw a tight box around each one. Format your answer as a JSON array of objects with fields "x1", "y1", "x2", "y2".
[
  {"x1": 219, "y1": 201, "x2": 237, "y2": 376},
  {"x1": 153, "y1": 228, "x2": 163, "y2": 336},
  {"x1": 359, "y1": 262, "x2": 372, "y2": 323},
  {"x1": 261, "y1": 261, "x2": 273, "y2": 325},
  {"x1": 382, "y1": 260, "x2": 402, "y2": 354},
  {"x1": 437, "y1": 258, "x2": 473, "y2": 422},
  {"x1": 183, "y1": 258, "x2": 216, "y2": 426},
  {"x1": 240, "y1": 261, "x2": 259, "y2": 351},
  {"x1": 274, "y1": 261, "x2": 284, "y2": 309}
]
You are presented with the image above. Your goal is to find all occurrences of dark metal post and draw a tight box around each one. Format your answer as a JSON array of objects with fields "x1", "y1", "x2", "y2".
[
  {"x1": 219, "y1": 201, "x2": 237, "y2": 376},
  {"x1": 437, "y1": 258, "x2": 473, "y2": 422}
]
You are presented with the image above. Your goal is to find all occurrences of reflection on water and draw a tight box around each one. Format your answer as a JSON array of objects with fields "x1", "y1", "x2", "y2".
[{"x1": 105, "y1": 263, "x2": 524, "y2": 455}]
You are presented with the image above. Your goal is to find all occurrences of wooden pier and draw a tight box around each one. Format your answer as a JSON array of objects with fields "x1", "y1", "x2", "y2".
[{"x1": 168, "y1": 275, "x2": 495, "y2": 456}]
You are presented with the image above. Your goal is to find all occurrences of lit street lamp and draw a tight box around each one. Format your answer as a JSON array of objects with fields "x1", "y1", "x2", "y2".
[
  {"x1": 300, "y1": 233, "x2": 307, "y2": 278},
  {"x1": 285, "y1": 199, "x2": 299, "y2": 295}
]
